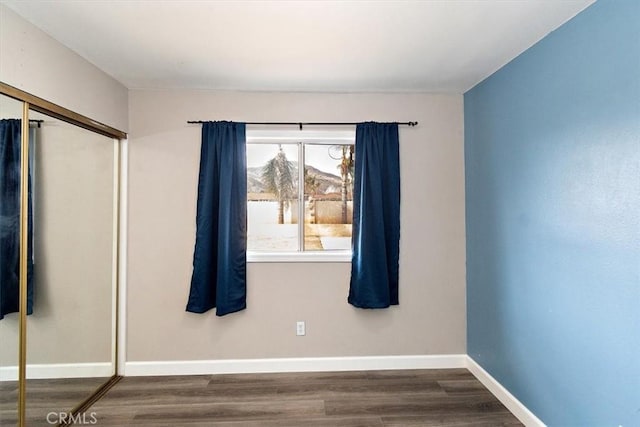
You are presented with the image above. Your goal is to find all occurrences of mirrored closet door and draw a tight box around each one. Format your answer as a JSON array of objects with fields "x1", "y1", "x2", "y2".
[
  {"x1": 24, "y1": 110, "x2": 118, "y2": 426},
  {"x1": 0, "y1": 82, "x2": 125, "y2": 427}
]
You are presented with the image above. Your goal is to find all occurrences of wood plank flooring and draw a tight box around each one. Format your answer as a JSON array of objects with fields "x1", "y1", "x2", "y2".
[
  {"x1": 0, "y1": 377, "x2": 110, "y2": 426},
  {"x1": 82, "y1": 369, "x2": 523, "y2": 426}
]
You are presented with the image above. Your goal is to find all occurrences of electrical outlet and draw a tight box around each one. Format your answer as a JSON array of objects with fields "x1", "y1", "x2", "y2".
[{"x1": 296, "y1": 321, "x2": 305, "y2": 336}]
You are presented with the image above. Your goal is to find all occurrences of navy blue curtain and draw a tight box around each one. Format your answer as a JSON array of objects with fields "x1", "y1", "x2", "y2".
[
  {"x1": 349, "y1": 122, "x2": 400, "y2": 308},
  {"x1": 186, "y1": 121, "x2": 247, "y2": 316},
  {"x1": 0, "y1": 119, "x2": 33, "y2": 320}
]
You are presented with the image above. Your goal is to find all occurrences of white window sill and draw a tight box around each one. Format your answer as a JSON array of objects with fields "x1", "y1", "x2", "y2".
[{"x1": 247, "y1": 251, "x2": 352, "y2": 263}]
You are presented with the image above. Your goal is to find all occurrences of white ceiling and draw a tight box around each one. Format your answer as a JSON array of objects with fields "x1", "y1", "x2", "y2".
[{"x1": 2, "y1": 0, "x2": 595, "y2": 93}]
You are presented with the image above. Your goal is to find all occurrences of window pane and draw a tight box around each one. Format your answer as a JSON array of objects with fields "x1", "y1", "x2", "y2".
[
  {"x1": 247, "y1": 144, "x2": 299, "y2": 251},
  {"x1": 304, "y1": 144, "x2": 354, "y2": 251}
]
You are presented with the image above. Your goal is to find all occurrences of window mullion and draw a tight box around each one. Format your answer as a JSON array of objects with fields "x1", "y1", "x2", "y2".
[{"x1": 298, "y1": 142, "x2": 305, "y2": 252}]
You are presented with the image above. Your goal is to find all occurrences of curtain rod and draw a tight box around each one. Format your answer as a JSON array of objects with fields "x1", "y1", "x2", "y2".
[
  {"x1": 6, "y1": 119, "x2": 45, "y2": 128},
  {"x1": 187, "y1": 121, "x2": 418, "y2": 130},
  {"x1": 3, "y1": 119, "x2": 42, "y2": 124}
]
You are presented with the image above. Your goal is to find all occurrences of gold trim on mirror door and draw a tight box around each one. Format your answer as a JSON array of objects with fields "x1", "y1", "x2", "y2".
[
  {"x1": 18, "y1": 102, "x2": 29, "y2": 427},
  {"x1": 113, "y1": 140, "x2": 121, "y2": 375},
  {"x1": 0, "y1": 82, "x2": 127, "y2": 140},
  {"x1": 59, "y1": 376, "x2": 123, "y2": 427}
]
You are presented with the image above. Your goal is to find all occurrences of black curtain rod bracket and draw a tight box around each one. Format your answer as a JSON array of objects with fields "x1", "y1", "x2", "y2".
[{"x1": 187, "y1": 121, "x2": 418, "y2": 129}]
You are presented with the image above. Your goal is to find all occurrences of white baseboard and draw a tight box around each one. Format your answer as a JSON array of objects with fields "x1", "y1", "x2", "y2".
[
  {"x1": 124, "y1": 354, "x2": 467, "y2": 376},
  {"x1": 466, "y1": 356, "x2": 545, "y2": 427},
  {"x1": 0, "y1": 362, "x2": 113, "y2": 381}
]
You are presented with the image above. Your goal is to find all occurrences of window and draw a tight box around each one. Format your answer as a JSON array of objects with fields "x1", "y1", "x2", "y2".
[{"x1": 246, "y1": 130, "x2": 355, "y2": 262}]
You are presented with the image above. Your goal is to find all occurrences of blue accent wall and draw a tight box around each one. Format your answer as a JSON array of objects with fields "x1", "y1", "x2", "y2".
[{"x1": 464, "y1": 1, "x2": 639, "y2": 425}]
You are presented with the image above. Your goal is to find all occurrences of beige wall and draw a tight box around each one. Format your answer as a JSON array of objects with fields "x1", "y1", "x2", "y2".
[
  {"x1": 0, "y1": 4, "x2": 128, "y2": 132},
  {"x1": 127, "y1": 90, "x2": 466, "y2": 362}
]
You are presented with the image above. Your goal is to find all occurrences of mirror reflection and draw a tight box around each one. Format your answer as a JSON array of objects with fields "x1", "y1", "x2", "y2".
[
  {"x1": 0, "y1": 93, "x2": 25, "y2": 426},
  {"x1": 24, "y1": 110, "x2": 116, "y2": 426}
]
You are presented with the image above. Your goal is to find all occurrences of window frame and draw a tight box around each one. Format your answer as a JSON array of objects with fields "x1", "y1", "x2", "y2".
[{"x1": 246, "y1": 129, "x2": 355, "y2": 263}]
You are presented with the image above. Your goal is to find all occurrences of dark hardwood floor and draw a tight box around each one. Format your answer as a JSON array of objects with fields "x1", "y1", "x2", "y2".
[{"x1": 82, "y1": 369, "x2": 523, "y2": 426}]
